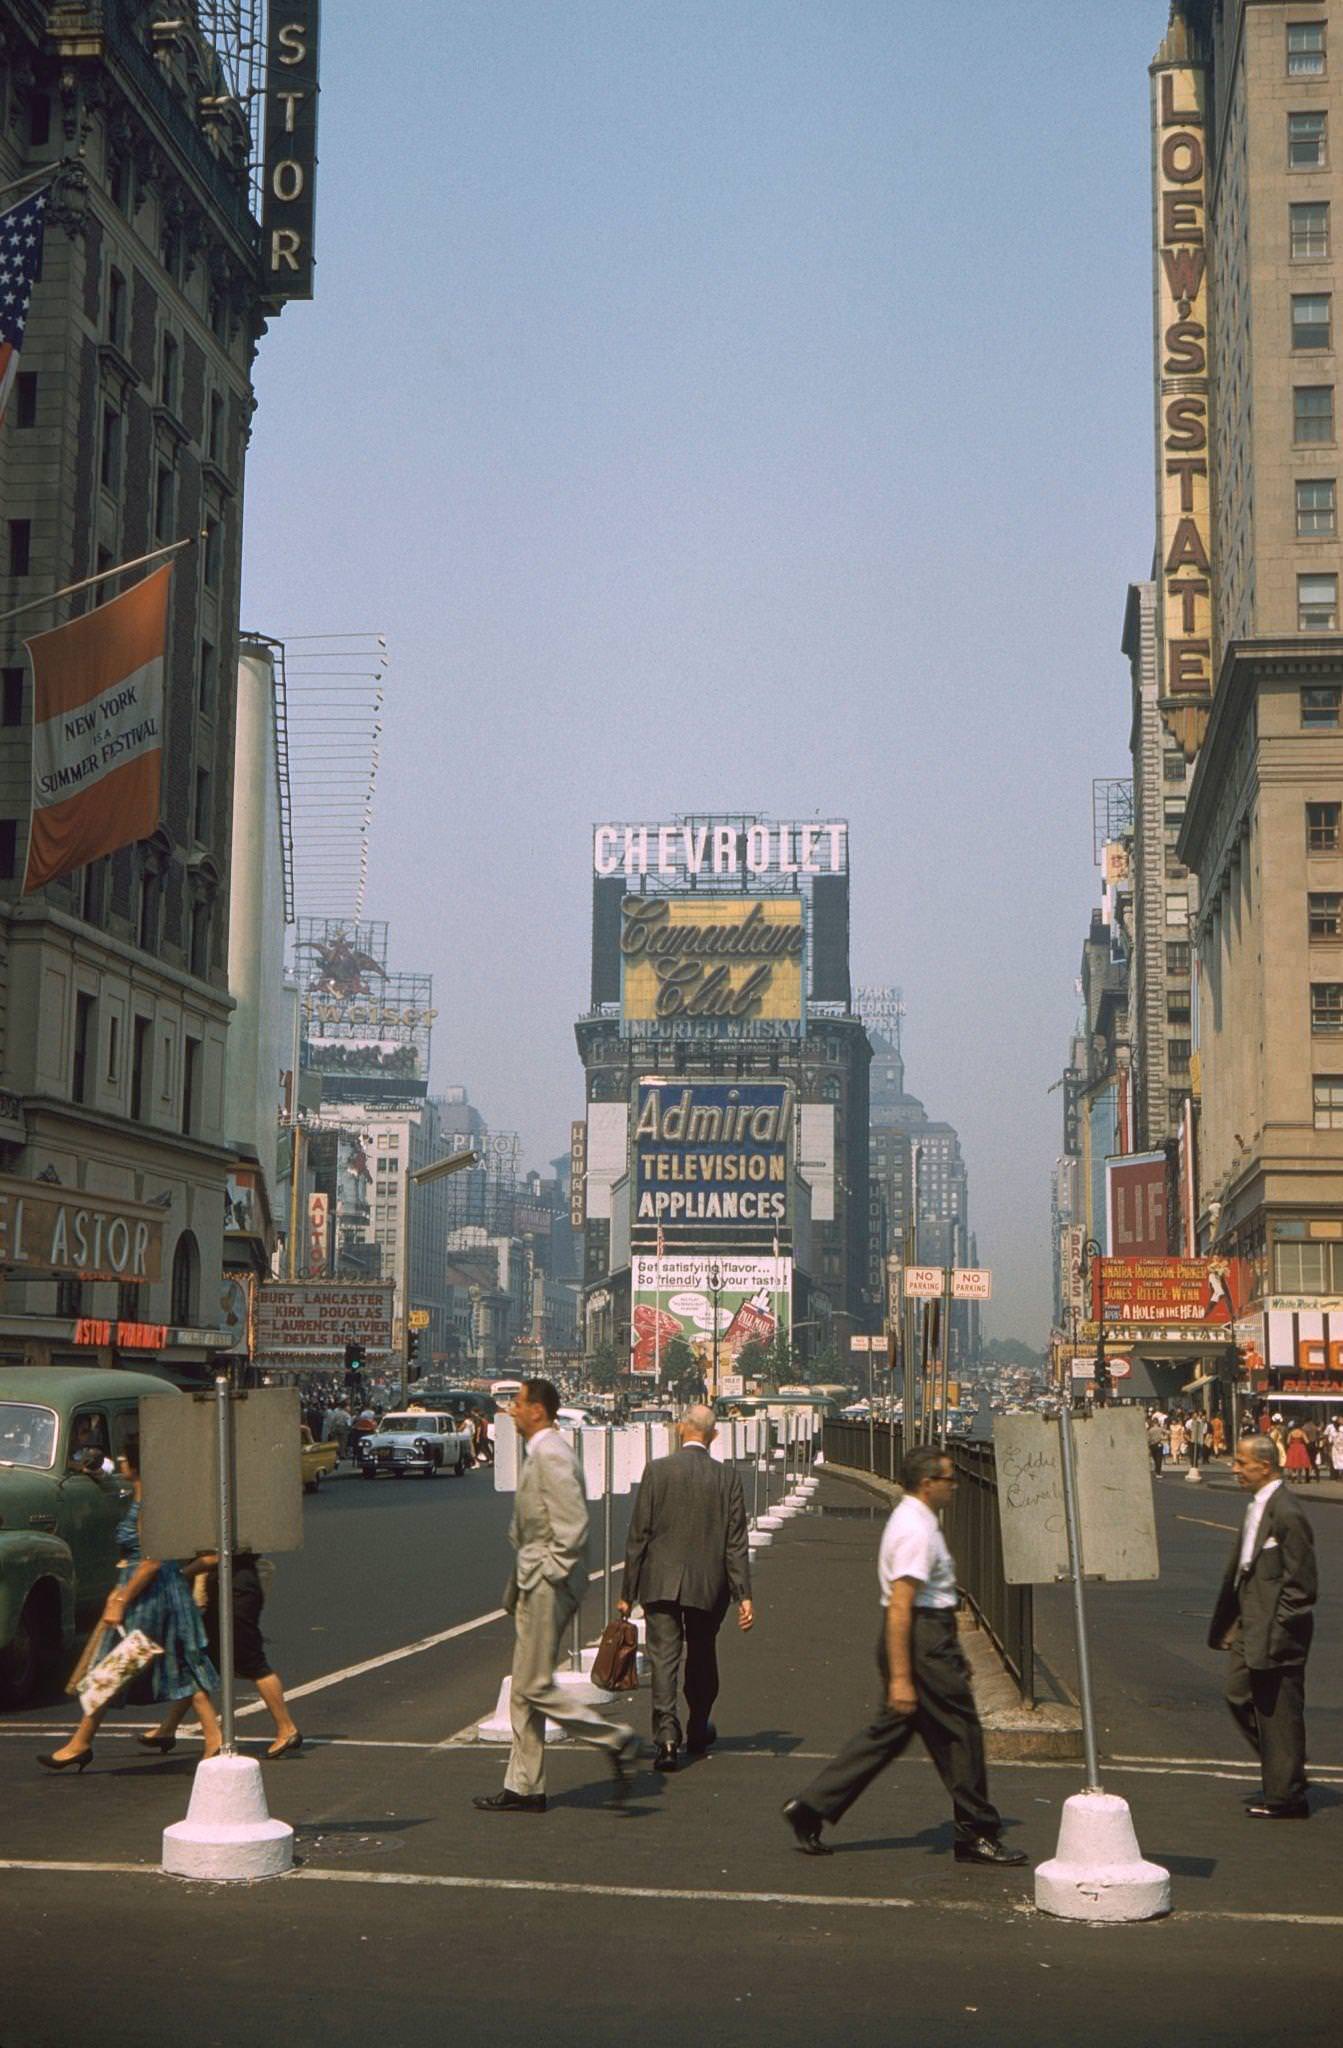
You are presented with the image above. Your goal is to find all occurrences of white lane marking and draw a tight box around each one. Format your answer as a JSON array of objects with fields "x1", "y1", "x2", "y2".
[
  {"x1": 3, "y1": 1858, "x2": 1343, "y2": 1929},
  {"x1": 236, "y1": 1563, "x2": 618, "y2": 1718},
  {"x1": 1176, "y1": 1516, "x2": 1238, "y2": 1532}
]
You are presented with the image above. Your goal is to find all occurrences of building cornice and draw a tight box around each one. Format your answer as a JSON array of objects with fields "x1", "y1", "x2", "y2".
[{"x1": 1179, "y1": 637, "x2": 1343, "y2": 872}]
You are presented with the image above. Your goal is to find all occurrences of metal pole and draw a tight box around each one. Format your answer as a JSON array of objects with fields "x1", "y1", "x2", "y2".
[
  {"x1": 602, "y1": 1426, "x2": 614, "y2": 1628},
  {"x1": 214, "y1": 1372, "x2": 237, "y2": 1757},
  {"x1": 752, "y1": 1420, "x2": 761, "y2": 1524},
  {"x1": 940, "y1": 1264, "x2": 953, "y2": 1443},
  {"x1": 1057, "y1": 1402, "x2": 1102, "y2": 1793}
]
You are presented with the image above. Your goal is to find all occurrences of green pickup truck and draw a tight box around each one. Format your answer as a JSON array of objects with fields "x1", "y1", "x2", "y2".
[{"x1": 0, "y1": 1367, "x2": 179, "y2": 1705}]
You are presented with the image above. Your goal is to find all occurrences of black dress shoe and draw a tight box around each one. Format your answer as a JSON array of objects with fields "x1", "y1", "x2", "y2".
[
  {"x1": 954, "y1": 1835, "x2": 1028, "y2": 1867},
  {"x1": 472, "y1": 1788, "x2": 546, "y2": 1814},
  {"x1": 686, "y1": 1722, "x2": 717, "y2": 1755},
  {"x1": 654, "y1": 1743, "x2": 679, "y2": 1772},
  {"x1": 782, "y1": 1798, "x2": 832, "y2": 1856},
  {"x1": 1244, "y1": 1800, "x2": 1309, "y2": 1819}
]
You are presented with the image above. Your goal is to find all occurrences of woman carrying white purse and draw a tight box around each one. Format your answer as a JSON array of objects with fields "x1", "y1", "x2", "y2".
[{"x1": 37, "y1": 1435, "x2": 221, "y2": 1773}]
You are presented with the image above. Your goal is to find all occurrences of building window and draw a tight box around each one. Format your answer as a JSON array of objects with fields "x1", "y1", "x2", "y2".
[
  {"x1": 1166, "y1": 893, "x2": 1189, "y2": 928},
  {"x1": 72, "y1": 992, "x2": 97, "y2": 1105},
  {"x1": 1302, "y1": 683, "x2": 1342, "y2": 724},
  {"x1": 0, "y1": 819, "x2": 17, "y2": 881},
  {"x1": 8, "y1": 519, "x2": 31, "y2": 575},
  {"x1": 207, "y1": 391, "x2": 224, "y2": 465},
  {"x1": 1168, "y1": 1039, "x2": 1192, "y2": 1071},
  {"x1": 1309, "y1": 891, "x2": 1343, "y2": 939},
  {"x1": 1296, "y1": 479, "x2": 1337, "y2": 537},
  {"x1": 1299, "y1": 571, "x2": 1339, "y2": 628},
  {"x1": 79, "y1": 860, "x2": 104, "y2": 927},
  {"x1": 55, "y1": 1277, "x2": 83, "y2": 1319},
  {"x1": 1292, "y1": 292, "x2": 1332, "y2": 349},
  {"x1": 1167, "y1": 991, "x2": 1192, "y2": 1026},
  {"x1": 1289, "y1": 110, "x2": 1328, "y2": 167},
  {"x1": 1164, "y1": 797, "x2": 1187, "y2": 830},
  {"x1": 1168, "y1": 1088, "x2": 1188, "y2": 1123},
  {"x1": 108, "y1": 152, "x2": 131, "y2": 215},
  {"x1": 1163, "y1": 751, "x2": 1187, "y2": 783},
  {"x1": 1292, "y1": 201, "x2": 1331, "y2": 261},
  {"x1": 1294, "y1": 385, "x2": 1334, "y2": 441},
  {"x1": 1167, "y1": 941, "x2": 1191, "y2": 975},
  {"x1": 181, "y1": 1035, "x2": 201, "y2": 1135},
  {"x1": 154, "y1": 462, "x2": 175, "y2": 544},
  {"x1": 170, "y1": 1231, "x2": 200, "y2": 1327},
  {"x1": 189, "y1": 900, "x2": 211, "y2": 978},
  {"x1": 199, "y1": 639, "x2": 215, "y2": 715},
  {"x1": 29, "y1": 93, "x2": 50, "y2": 147},
  {"x1": 137, "y1": 867, "x2": 160, "y2": 952},
  {"x1": 203, "y1": 516, "x2": 222, "y2": 589},
  {"x1": 106, "y1": 267, "x2": 127, "y2": 349},
  {"x1": 129, "y1": 1016, "x2": 151, "y2": 1121},
  {"x1": 1274, "y1": 1240, "x2": 1341, "y2": 1291},
  {"x1": 1310, "y1": 982, "x2": 1343, "y2": 1031},
  {"x1": 1288, "y1": 22, "x2": 1326, "y2": 77},
  {"x1": 1313, "y1": 1075, "x2": 1343, "y2": 1128},
  {"x1": 2, "y1": 667, "x2": 22, "y2": 725},
  {"x1": 106, "y1": 1013, "x2": 120, "y2": 1085},
  {"x1": 194, "y1": 767, "x2": 210, "y2": 843},
  {"x1": 15, "y1": 371, "x2": 37, "y2": 428},
  {"x1": 99, "y1": 403, "x2": 122, "y2": 492},
  {"x1": 159, "y1": 331, "x2": 179, "y2": 410},
  {"x1": 1308, "y1": 801, "x2": 1341, "y2": 850}
]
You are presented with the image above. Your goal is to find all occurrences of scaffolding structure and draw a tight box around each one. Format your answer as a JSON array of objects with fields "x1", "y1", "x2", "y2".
[
  {"x1": 1092, "y1": 778, "x2": 1135, "y2": 865},
  {"x1": 196, "y1": 1, "x2": 268, "y2": 203}
]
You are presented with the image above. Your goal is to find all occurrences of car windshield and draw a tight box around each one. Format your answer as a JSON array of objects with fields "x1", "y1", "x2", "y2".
[
  {"x1": 0, "y1": 1403, "x2": 59, "y2": 1469},
  {"x1": 378, "y1": 1416, "x2": 426, "y2": 1433}
]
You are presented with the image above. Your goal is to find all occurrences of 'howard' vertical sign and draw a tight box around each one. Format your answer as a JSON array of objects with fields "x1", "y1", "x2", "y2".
[{"x1": 262, "y1": 3, "x2": 321, "y2": 300}]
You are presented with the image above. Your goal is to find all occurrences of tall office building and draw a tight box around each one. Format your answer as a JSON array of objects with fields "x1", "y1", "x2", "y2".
[
  {"x1": 0, "y1": 4, "x2": 314, "y2": 1376},
  {"x1": 1157, "y1": 5, "x2": 1343, "y2": 1389}
]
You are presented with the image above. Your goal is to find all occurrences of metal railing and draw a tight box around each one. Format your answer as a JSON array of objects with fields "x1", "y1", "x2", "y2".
[{"x1": 821, "y1": 1421, "x2": 1034, "y2": 1707}]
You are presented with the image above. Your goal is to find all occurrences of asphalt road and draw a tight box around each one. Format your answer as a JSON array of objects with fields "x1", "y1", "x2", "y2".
[{"x1": 1, "y1": 1466, "x2": 1339, "y2": 2048}]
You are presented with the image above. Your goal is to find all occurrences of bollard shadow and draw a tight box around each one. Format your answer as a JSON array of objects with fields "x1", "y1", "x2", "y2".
[
  {"x1": 835, "y1": 1822, "x2": 952, "y2": 1858},
  {"x1": 711, "y1": 1729, "x2": 806, "y2": 1757},
  {"x1": 1146, "y1": 1852, "x2": 1216, "y2": 1879},
  {"x1": 293, "y1": 1817, "x2": 432, "y2": 1838}
]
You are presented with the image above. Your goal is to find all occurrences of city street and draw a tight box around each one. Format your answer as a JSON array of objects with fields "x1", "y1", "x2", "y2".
[{"x1": 1, "y1": 1469, "x2": 1339, "y2": 2048}]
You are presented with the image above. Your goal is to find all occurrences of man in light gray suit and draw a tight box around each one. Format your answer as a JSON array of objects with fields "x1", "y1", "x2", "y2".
[
  {"x1": 474, "y1": 1379, "x2": 637, "y2": 1815},
  {"x1": 619, "y1": 1404, "x2": 753, "y2": 1772}
]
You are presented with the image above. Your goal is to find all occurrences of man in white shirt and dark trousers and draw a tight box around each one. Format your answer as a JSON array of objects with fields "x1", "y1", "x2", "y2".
[
  {"x1": 783, "y1": 1444, "x2": 1024, "y2": 1866},
  {"x1": 1207, "y1": 1433, "x2": 1317, "y2": 1819}
]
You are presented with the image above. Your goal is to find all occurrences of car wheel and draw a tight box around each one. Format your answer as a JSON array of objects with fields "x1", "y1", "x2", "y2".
[
  {"x1": 361, "y1": 1466, "x2": 376, "y2": 1481},
  {"x1": 454, "y1": 1455, "x2": 467, "y2": 1477},
  {"x1": 0, "y1": 1601, "x2": 55, "y2": 1708},
  {"x1": 303, "y1": 1477, "x2": 315, "y2": 1494}
]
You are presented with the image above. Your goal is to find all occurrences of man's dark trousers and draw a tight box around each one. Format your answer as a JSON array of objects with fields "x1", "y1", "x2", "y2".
[
  {"x1": 798, "y1": 1612, "x2": 1003, "y2": 1844},
  {"x1": 644, "y1": 1595, "x2": 729, "y2": 1748},
  {"x1": 1224, "y1": 1634, "x2": 1308, "y2": 1807}
]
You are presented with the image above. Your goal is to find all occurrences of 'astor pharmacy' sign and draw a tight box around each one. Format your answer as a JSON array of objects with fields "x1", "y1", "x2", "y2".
[{"x1": 0, "y1": 1174, "x2": 163, "y2": 1282}]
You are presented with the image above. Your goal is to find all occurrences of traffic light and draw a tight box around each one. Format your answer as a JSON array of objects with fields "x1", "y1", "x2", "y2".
[
  {"x1": 407, "y1": 1328, "x2": 421, "y2": 1383},
  {"x1": 344, "y1": 1340, "x2": 365, "y2": 1396}
]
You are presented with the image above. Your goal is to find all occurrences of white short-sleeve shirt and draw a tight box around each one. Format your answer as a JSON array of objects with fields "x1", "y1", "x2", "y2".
[{"x1": 878, "y1": 1495, "x2": 959, "y2": 1610}]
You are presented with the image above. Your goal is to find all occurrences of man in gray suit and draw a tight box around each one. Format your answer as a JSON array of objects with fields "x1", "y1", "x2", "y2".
[
  {"x1": 474, "y1": 1380, "x2": 637, "y2": 1815},
  {"x1": 618, "y1": 1404, "x2": 753, "y2": 1772},
  {"x1": 1208, "y1": 1433, "x2": 1318, "y2": 1819}
]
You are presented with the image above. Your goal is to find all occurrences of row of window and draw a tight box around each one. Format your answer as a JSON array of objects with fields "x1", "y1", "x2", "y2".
[
  {"x1": 1308, "y1": 801, "x2": 1343, "y2": 850},
  {"x1": 1312, "y1": 984, "x2": 1343, "y2": 1031},
  {"x1": 71, "y1": 989, "x2": 203, "y2": 1135},
  {"x1": 5, "y1": 512, "x2": 224, "y2": 590},
  {"x1": 1289, "y1": 22, "x2": 1328, "y2": 76}
]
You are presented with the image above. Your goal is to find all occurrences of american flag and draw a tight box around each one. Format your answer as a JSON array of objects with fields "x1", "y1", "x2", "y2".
[{"x1": 0, "y1": 186, "x2": 48, "y2": 429}]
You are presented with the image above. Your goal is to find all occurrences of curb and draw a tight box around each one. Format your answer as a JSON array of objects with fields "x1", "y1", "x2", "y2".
[{"x1": 821, "y1": 1463, "x2": 1084, "y2": 1763}]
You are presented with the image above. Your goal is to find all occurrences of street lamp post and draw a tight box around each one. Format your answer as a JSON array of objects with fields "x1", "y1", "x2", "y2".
[
  {"x1": 1081, "y1": 1236, "x2": 1105, "y2": 1410},
  {"x1": 400, "y1": 1148, "x2": 476, "y2": 1406},
  {"x1": 707, "y1": 1261, "x2": 722, "y2": 1401}
]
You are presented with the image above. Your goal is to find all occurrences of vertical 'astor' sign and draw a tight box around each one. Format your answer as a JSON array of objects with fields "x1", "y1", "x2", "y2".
[{"x1": 262, "y1": 4, "x2": 320, "y2": 300}]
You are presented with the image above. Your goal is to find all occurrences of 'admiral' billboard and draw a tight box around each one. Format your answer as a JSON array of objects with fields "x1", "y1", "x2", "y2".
[{"x1": 632, "y1": 1081, "x2": 789, "y2": 1244}]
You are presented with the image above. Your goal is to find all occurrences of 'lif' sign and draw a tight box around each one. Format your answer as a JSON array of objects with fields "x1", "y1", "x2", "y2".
[{"x1": 262, "y1": 4, "x2": 320, "y2": 300}]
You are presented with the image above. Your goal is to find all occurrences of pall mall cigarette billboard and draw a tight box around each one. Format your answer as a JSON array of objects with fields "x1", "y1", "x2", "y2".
[{"x1": 629, "y1": 1255, "x2": 791, "y2": 1380}]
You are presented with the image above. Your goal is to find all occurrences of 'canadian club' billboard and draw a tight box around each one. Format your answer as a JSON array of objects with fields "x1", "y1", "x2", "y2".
[{"x1": 631, "y1": 1080, "x2": 790, "y2": 1248}]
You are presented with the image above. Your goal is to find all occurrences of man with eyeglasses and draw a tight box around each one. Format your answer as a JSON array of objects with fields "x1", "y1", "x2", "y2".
[{"x1": 783, "y1": 1443, "x2": 1024, "y2": 1866}]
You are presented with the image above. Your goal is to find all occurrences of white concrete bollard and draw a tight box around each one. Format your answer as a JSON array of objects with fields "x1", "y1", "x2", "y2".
[
  {"x1": 748, "y1": 1527, "x2": 773, "y2": 1550},
  {"x1": 162, "y1": 1754, "x2": 293, "y2": 1883},
  {"x1": 1184, "y1": 1464, "x2": 1204, "y2": 1485},
  {"x1": 1035, "y1": 1792, "x2": 1171, "y2": 1922}
]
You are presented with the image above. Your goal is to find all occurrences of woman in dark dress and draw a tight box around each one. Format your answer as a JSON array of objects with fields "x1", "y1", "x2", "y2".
[
  {"x1": 37, "y1": 1437, "x2": 220, "y2": 1772},
  {"x1": 144, "y1": 1551, "x2": 302, "y2": 1758}
]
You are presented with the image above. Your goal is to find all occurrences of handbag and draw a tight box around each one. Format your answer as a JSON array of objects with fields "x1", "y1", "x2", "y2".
[
  {"x1": 590, "y1": 1617, "x2": 639, "y2": 1693},
  {"x1": 77, "y1": 1626, "x2": 164, "y2": 1715}
]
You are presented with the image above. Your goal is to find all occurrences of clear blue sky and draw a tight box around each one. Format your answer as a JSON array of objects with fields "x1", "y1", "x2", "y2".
[{"x1": 241, "y1": 2, "x2": 1167, "y2": 1346}]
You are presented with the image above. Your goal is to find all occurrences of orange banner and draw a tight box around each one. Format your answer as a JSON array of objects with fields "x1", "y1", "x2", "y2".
[{"x1": 23, "y1": 565, "x2": 171, "y2": 891}]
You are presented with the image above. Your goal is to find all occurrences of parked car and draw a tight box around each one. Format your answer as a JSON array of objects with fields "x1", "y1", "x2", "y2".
[
  {"x1": 299, "y1": 1424, "x2": 339, "y2": 1493},
  {"x1": 355, "y1": 1410, "x2": 467, "y2": 1480},
  {"x1": 0, "y1": 1366, "x2": 178, "y2": 1706}
]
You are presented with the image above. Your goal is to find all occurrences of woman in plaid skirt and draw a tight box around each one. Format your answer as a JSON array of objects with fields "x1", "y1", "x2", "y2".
[{"x1": 37, "y1": 1435, "x2": 220, "y2": 1773}]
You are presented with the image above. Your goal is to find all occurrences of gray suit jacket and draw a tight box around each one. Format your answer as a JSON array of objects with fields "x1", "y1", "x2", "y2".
[
  {"x1": 505, "y1": 1429, "x2": 589, "y2": 1610},
  {"x1": 1207, "y1": 1483, "x2": 1317, "y2": 1670},
  {"x1": 621, "y1": 1446, "x2": 751, "y2": 1612}
]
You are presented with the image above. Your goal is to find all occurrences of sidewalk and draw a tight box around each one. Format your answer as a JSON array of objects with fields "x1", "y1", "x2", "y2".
[{"x1": 1, "y1": 1468, "x2": 1339, "y2": 2048}]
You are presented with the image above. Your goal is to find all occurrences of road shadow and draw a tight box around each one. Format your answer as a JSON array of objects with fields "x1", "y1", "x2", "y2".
[
  {"x1": 834, "y1": 1821, "x2": 953, "y2": 1857},
  {"x1": 293, "y1": 1816, "x2": 432, "y2": 1837},
  {"x1": 710, "y1": 1729, "x2": 806, "y2": 1756},
  {"x1": 1148, "y1": 1852, "x2": 1217, "y2": 1879}
]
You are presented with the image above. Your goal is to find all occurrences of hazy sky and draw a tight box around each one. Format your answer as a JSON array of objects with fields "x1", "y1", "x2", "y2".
[{"x1": 241, "y1": 2, "x2": 1165, "y2": 1346}]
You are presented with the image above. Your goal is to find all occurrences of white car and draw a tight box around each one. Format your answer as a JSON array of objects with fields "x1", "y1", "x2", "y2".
[{"x1": 358, "y1": 1411, "x2": 468, "y2": 1480}]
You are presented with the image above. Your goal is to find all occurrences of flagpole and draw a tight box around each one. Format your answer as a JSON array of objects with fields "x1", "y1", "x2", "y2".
[
  {"x1": 0, "y1": 164, "x2": 65, "y2": 206},
  {"x1": 0, "y1": 532, "x2": 199, "y2": 632}
]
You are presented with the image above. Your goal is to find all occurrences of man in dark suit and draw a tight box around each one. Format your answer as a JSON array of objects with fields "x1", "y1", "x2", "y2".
[
  {"x1": 1208, "y1": 1433, "x2": 1318, "y2": 1819},
  {"x1": 618, "y1": 1404, "x2": 753, "y2": 1772}
]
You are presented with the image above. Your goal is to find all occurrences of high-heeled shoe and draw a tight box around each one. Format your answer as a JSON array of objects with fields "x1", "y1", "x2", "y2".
[
  {"x1": 37, "y1": 1748, "x2": 93, "y2": 1773},
  {"x1": 267, "y1": 1731, "x2": 303, "y2": 1758},
  {"x1": 136, "y1": 1732, "x2": 177, "y2": 1754}
]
